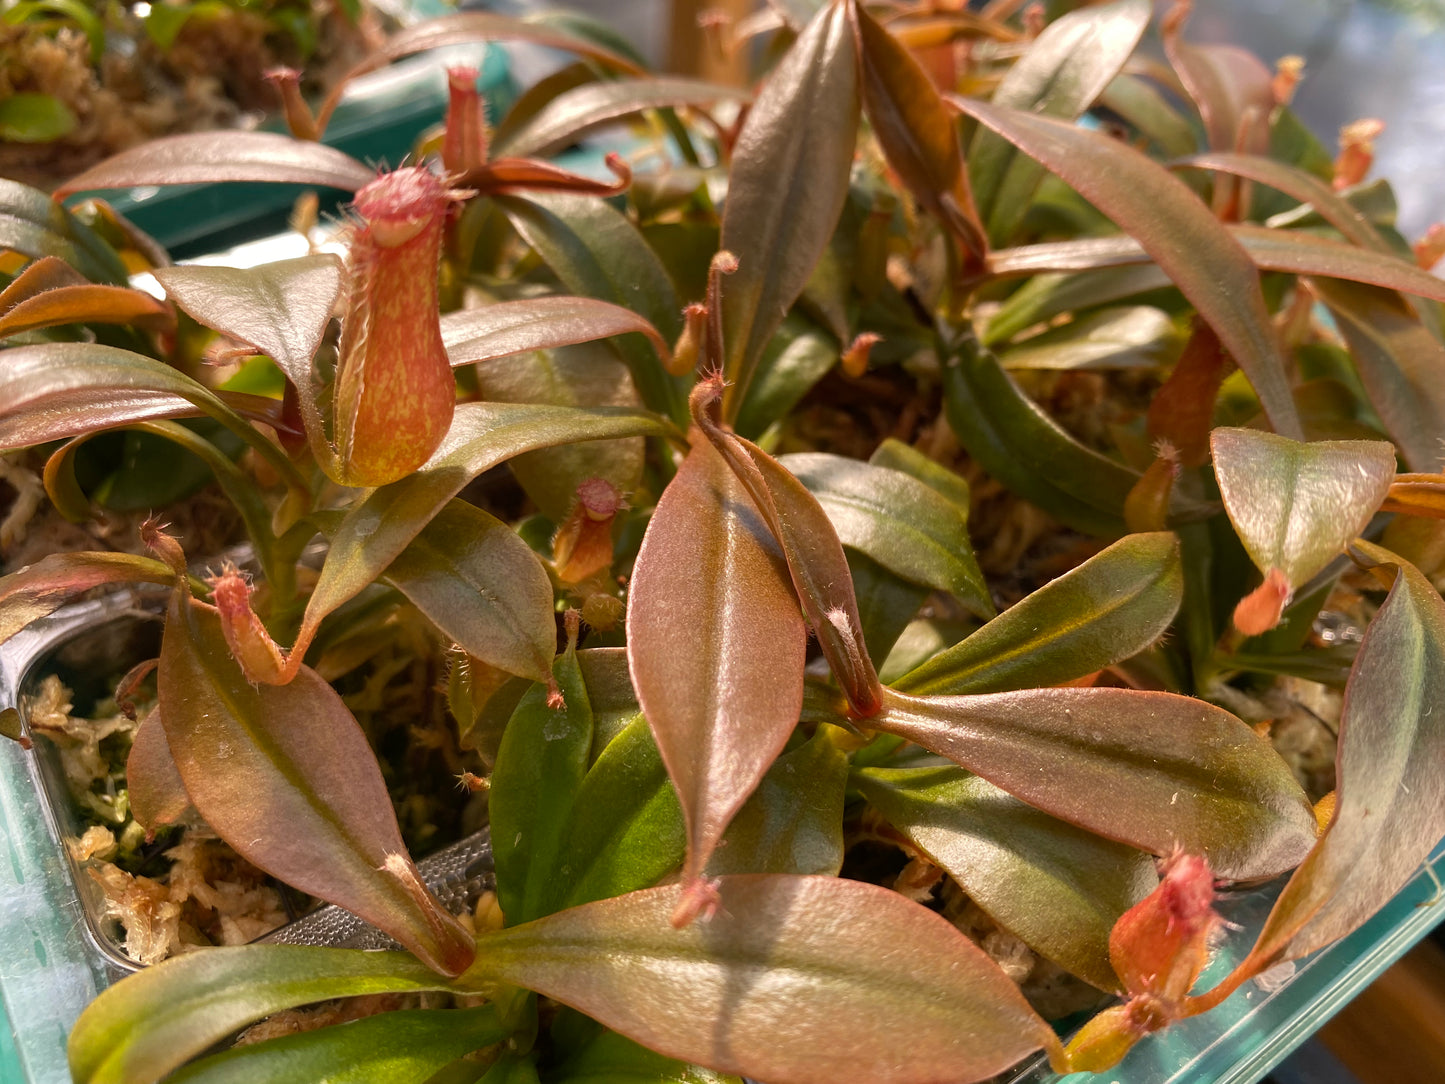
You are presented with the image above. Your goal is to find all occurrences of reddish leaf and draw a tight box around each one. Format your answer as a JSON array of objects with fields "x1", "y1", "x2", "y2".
[
  {"x1": 625, "y1": 430, "x2": 807, "y2": 906},
  {"x1": 0, "y1": 551, "x2": 175, "y2": 645},
  {"x1": 695, "y1": 389, "x2": 881, "y2": 716},
  {"x1": 719, "y1": 1, "x2": 860, "y2": 422},
  {"x1": 127, "y1": 708, "x2": 191, "y2": 835},
  {"x1": 471, "y1": 875, "x2": 1063, "y2": 1084},
  {"x1": 55, "y1": 132, "x2": 374, "y2": 197},
  {"x1": 160, "y1": 590, "x2": 475, "y2": 976},
  {"x1": 1311, "y1": 278, "x2": 1445, "y2": 473},
  {"x1": 0, "y1": 254, "x2": 86, "y2": 313},
  {"x1": 1173, "y1": 153, "x2": 1389, "y2": 251},
  {"x1": 870, "y1": 686, "x2": 1316, "y2": 880},
  {"x1": 1193, "y1": 542, "x2": 1445, "y2": 1007},
  {"x1": 467, "y1": 155, "x2": 631, "y2": 198},
  {"x1": 1211, "y1": 427, "x2": 1395, "y2": 589},
  {"x1": 441, "y1": 296, "x2": 671, "y2": 372},
  {"x1": 950, "y1": 97, "x2": 1302, "y2": 439},
  {"x1": 851, "y1": 0, "x2": 985, "y2": 261},
  {"x1": 0, "y1": 282, "x2": 172, "y2": 338},
  {"x1": 497, "y1": 77, "x2": 748, "y2": 158},
  {"x1": 1149, "y1": 320, "x2": 1232, "y2": 467},
  {"x1": 152, "y1": 257, "x2": 344, "y2": 472},
  {"x1": 1382, "y1": 474, "x2": 1445, "y2": 519},
  {"x1": 968, "y1": 0, "x2": 1150, "y2": 245}
]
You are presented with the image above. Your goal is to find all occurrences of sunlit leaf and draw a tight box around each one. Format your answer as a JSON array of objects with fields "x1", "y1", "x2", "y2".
[
  {"x1": 55, "y1": 132, "x2": 374, "y2": 197},
  {"x1": 0, "y1": 551, "x2": 174, "y2": 645},
  {"x1": 719, "y1": 1, "x2": 860, "y2": 422},
  {"x1": 854, "y1": 764, "x2": 1157, "y2": 990},
  {"x1": 869, "y1": 687, "x2": 1316, "y2": 880},
  {"x1": 698, "y1": 408, "x2": 882, "y2": 716},
  {"x1": 298, "y1": 402, "x2": 670, "y2": 658},
  {"x1": 165, "y1": 1006, "x2": 506, "y2": 1084},
  {"x1": 442, "y1": 296, "x2": 671, "y2": 373},
  {"x1": 1312, "y1": 278, "x2": 1445, "y2": 473},
  {"x1": 894, "y1": 532, "x2": 1181, "y2": 696},
  {"x1": 160, "y1": 592, "x2": 475, "y2": 975},
  {"x1": 497, "y1": 77, "x2": 748, "y2": 158},
  {"x1": 0, "y1": 281, "x2": 172, "y2": 339},
  {"x1": 491, "y1": 638, "x2": 591, "y2": 924},
  {"x1": 625, "y1": 432, "x2": 807, "y2": 892},
  {"x1": 852, "y1": 1, "x2": 984, "y2": 260},
  {"x1": 951, "y1": 97, "x2": 1302, "y2": 438},
  {"x1": 984, "y1": 264, "x2": 1172, "y2": 347},
  {"x1": 153, "y1": 257, "x2": 344, "y2": 469},
  {"x1": 1098, "y1": 74, "x2": 1197, "y2": 158},
  {"x1": 67, "y1": 945, "x2": 451, "y2": 1084},
  {"x1": 1210, "y1": 427, "x2": 1395, "y2": 588},
  {"x1": 778, "y1": 451, "x2": 992, "y2": 617},
  {"x1": 968, "y1": 0, "x2": 1150, "y2": 245},
  {"x1": 998, "y1": 305, "x2": 1180, "y2": 371},
  {"x1": 467, "y1": 875, "x2": 1062, "y2": 1083},
  {"x1": 498, "y1": 194, "x2": 683, "y2": 421},
  {"x1": 383, "y1": 499, "x2": 556, "y2": 684},
  {"x1": 732, "y1": 314, "x2": 837, "y2": 439}
]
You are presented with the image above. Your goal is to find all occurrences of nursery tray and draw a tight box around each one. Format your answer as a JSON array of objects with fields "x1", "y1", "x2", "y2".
[
  {"x1": 2, "y1": 593, "x2": 1442, "y2": 1083},
  {"x1": 0, "y1": 592, "x2": 497, "y2": 1083},
  {"x1": 59, "y1": 0, "x2": 513, "y2": 257}
]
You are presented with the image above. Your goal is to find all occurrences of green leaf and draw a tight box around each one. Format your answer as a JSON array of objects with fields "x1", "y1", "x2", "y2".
[
  {"x1": 854, "y1": 764, "x2": 1157, "y2": 991},
  {"x1": 298, "y1": 403, "x2": 670, "y2": 655},
  {"x1": 998, "y1": 305, "x2": 1180, "y2": 371},
  {"x1": 552, "y1": 1028, "x2": 742, "y2": 1084},
  {"x1": 951, "y1": 97, "x2": 1302, "y2": 439},
  {"x1": 0, "y1": 92, "x2": 76, "y2": 142},
  {"x1": 160, "y1": 592, "x2": 475, "y2": 975},
  {"x1": 467, "y1": 875, "x2": 1060, "y2": 1083},
  {"x1": 708, "y1": 728, "x2": 848, "y2": 877},
  {"x1": 731, "y1": 314, "x2": 837, "y2": 439},
  {"x1": 0, "y1": 551, "x2": 174, "y2": 645},
  {"x1": 0, "y1": 178, "x2": 132, "y2": 284},
  {"x1": 852, "y1": 1, "x2": 984, "y2": 259},
  {"x1": 1312, "y1": 278, "x2": 1445, "y2": 473},
  {"x1": 941, "y1": 333, "x2": 1139, "y2": 536},
  {"x1": 1097, "y1": 74, "x2": 1197, "y2": 159},
  {"x1": 1210, "y1": 427, "x2": 1395, "y2": 587},
  {"x1": 719, "y1": 1, "x2": 860, "y2": 422},
  {"x1": 870, "y1": 686, "x2": 1316, "y2": 880},
  {"x1": 153, "y1": 257, "x2": 344, "y2": 473},
  {"x1": 0, "y1": 343, "x2": 300, "y2": 489},
  {"x1": 126, "y1": 708, "x2": 190, "y2": 834},
  {"x1": 496, "y1": 77, "x2": 748, "y2": 158},
  {"x1": 497, "y1": 194, "x2": 683, "y2": 422},
  {"x1": 777, "y1": 451, "x2": 993, "y2": 617},
  {"x1": 553, "y1": 712, "x2": 685, "y2": 911},
  {"x1": 868, "y1": 437, "x2": 972, "y2": 510},
  {"x1": 970, "y1": 0, "x2": 1151, "y2": 245},
  {"x1": 1241, "y1": 542, "x2": 1445, "y2": 966},
  {"x1": 383, "y1": 499, "x2": 556, "y2": 684},
  {"x1": 625, "y1": 432, "x2": 807, "y2": 889},
  {"x1": 848, "y1": 551, "x2": 930, "y2": 668},
  {"x1": 4, "y1": 0, "x2": 105, "y2": 62},
  {"x1": 984, "y1": 264, "x2": 1173, "y2": 347},
  {"x1": 55, "y1": 132, "x2": 374, "y2": 197},
  {"x1": 67, "y1": 945, "x2": 451, "y2": 1084},
  {"x1": 894, "y1": 531, "x2": 1182, "y2": 696},
  {"x1": 166, "y1": 1006, "x2": 507, "y2": 1084},
  {"x1": 491, "y1": 640, "x2": 592, "y2": 924}
]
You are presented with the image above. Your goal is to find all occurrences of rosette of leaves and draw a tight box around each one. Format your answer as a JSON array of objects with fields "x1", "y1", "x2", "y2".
[{"x1": 3, "y1": 1, "x2": 1445, "y2": 1082}]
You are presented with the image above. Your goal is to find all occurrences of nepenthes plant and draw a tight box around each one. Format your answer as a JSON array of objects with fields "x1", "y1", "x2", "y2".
[{"x1": 2, "y1": 1, "x2": 1444, "y2": 1082}]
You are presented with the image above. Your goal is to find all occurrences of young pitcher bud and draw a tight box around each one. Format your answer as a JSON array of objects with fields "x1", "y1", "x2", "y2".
[
  {"x1": 335, "y1": 168, "x2": 457, "y2": 486},
  {"x1": 442, "y1": 66, "x2": 489, "y2": 178},
  {"x1": 552, "y1": 478, "x2": 625, "y2": 586},
  {"x1": 264, "y1": 68, "x2": 320, "y2": 141},
  {"x1": 1111, "y1": 852, "x2": 1221, "y2": 1003},
  {"x1": 1233, "y1": 567, "x2": 1291, "y2": 636},
  {"x1": 208, "y1": 563, "x2": 289, "y2": 685},
  {"x1": 1333, "y1": 118, "x2": 1384, "y2": 190}
]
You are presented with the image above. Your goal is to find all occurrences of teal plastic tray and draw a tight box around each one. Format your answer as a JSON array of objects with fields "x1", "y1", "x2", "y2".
[{"x1": 60, "y1": 0, "x2": 511, "y2": 256}]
